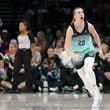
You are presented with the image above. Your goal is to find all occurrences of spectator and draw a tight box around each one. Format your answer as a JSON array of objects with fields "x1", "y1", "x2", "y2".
[
  {"x1": 31, "y1": 65, "x2": 44, "y2": 92},
  {"x1": 0, "y1": 30, "x2": 9, "y2": 53},
  {"x1": 53, "y1": 29, "x2": 63, "y2": 47},
  {"x1": 45, "y1": 28, "x2": 54, "y2": 48},
  {"x1": 44, "y1": 47, "x2": 61, "y2": 67},
  {"x1": 42, "y1": 57, "x2": 61, "y2": 92},
  {"x1": 0, "y1": 18, "x2": 3, "y2": 32},
  {"x1": 103, "y1": 55, "x2": 110, "y2": 92},
  {"x1": 31, "y1": 42, "x2": 43, "y2": 92},
  {"x1": 105, "y1": 36, "x2": 110, "y2": 46},
  {"x1": 31, "y1": 42, "x2": 42, "y2": 67},
  {"x1": 9, "y1": 39, "x2": 18, "y2": 48},
  {"x1": 36, "y1": 31, "x2": 48, "y2": 56},
  {"x1": 0, "y1": 35, "x2": 4, "y2": 53},
  {"x1": 54, "y1": 39, "x2": 64, "y2": 57},
  {"x1": 3, "y1": 41, "x2": 17, "y2": 92},
  {"x1": 60, "y1": 66, "x2": 83, "y2": 92},
  {"x1": 0, "y1": 53, "x2": 13, "y2": 91},
  {"x1": 93, "y1": 52, "x2": 104, "y2": 91},
  {"x1": 101, "y1": 43, "x2": 110, "y2": 64}
]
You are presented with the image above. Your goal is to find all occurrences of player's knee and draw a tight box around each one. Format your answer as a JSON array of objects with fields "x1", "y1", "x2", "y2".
[
  {"x1": 92, "y1": 84, "x2": 96, "y2": 88},
  {"x1": 84, "y1": 66, "x2": 92, "y2": 73}
]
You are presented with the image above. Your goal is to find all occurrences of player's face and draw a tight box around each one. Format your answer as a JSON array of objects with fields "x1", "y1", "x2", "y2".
[{"x1": 74, "y1": 8, "x2": 85, "y2": 21}]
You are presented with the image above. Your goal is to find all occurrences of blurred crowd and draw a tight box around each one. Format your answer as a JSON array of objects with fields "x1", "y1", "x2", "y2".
[{"x1": 0, "y1": 0, "x2": 110, "y2": 36}]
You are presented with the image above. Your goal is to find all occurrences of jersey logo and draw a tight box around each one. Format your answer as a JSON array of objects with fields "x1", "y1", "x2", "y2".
[{"x1": 84, "y1": 30, "x2": 87, "y2": 33}]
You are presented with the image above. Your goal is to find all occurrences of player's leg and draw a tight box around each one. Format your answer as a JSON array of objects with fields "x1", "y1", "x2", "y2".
[
  {"x1": 84, "y1": 57, "x2": 102, "y2": 109},
  {"x1": 84, "y1": 57, "x2": 98, "y2": 95},
  {"x1": 76, "y1": 66, "x2": 94, "y2": 95}
]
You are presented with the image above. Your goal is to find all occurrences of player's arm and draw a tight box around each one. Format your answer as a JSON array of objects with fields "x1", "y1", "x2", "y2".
[
  {"x1": 88, "y1": 22, "x2": 103, "y2": 56},
  {"x1": 64, "y1": 26, "x2": 80, "y2": 60}
]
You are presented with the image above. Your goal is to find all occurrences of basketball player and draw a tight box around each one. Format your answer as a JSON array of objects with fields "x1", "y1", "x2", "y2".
[{"x1": 64, "y1": 7, "x2": 103, "y2": 110}]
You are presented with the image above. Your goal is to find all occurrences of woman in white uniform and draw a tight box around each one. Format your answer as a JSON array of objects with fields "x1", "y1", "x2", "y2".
[{"x1": 13, "y1": 20, "x2": 35, "y2": 93}]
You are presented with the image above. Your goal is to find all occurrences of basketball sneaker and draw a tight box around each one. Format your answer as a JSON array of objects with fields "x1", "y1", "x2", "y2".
[{"x1": 92, "y1": 94, "x2": 102, "y2": 110}]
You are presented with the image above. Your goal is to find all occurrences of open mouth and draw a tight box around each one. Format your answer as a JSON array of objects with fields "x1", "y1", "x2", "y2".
[{"x1": 80, "y1": 17, "x2": 84, "y2": 20}]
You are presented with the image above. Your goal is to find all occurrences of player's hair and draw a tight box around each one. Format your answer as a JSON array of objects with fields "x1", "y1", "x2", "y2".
[{"x1": 71, "y1": 7, "x2": 83, "y2": 24}]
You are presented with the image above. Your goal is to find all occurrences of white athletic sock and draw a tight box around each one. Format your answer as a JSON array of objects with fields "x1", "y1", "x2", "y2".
[
  {"x1": 77, "y1": 57, "x2": 100, "y2": 97},
  {"x1": 77, "y1": 67, "x2": 93, "y2": 95},
  {"x1": 84, "y1": 57, "x2": 100, "y2": 98}
]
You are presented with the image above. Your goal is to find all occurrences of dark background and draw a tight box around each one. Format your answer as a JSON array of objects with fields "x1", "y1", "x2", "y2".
[{"x1": 0, "y1": 0, "x2": 110, "y2": 38}]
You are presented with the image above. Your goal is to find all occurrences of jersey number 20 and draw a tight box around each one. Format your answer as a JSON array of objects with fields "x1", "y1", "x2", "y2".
[{"x1": 78, "y1": 40, "x2": 85, "y2": 46}]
